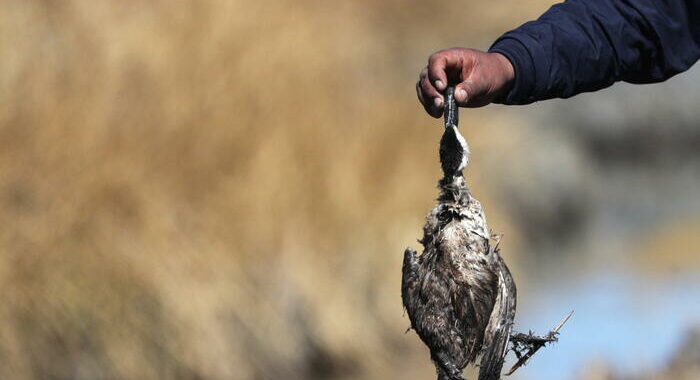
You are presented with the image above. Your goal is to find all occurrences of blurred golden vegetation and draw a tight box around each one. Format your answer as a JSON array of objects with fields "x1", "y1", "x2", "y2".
[{"x1": 0, "y1": 1, "x2": 594, "y2": 379}]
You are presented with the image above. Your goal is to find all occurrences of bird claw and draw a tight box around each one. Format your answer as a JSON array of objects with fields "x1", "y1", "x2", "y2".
[
  {"x1": 509, "y1": 331, "x2": 558, "y2": 363},
  {"x1": 505, "y1": 311, "x2": 573, "y2": 376}
]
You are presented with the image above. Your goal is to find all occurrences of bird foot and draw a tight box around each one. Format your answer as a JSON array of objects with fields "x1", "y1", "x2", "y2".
[
  {"x1": 505, "y1": 311, "x2": 573, "y2": 376},
  {"x1": 510, "y1": 331, "x2": 558, "y2": 358}
]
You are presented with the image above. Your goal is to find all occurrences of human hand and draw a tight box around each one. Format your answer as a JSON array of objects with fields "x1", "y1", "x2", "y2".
[{"x1": 416, "y1": 48, "x2": 515, "y2": 117}]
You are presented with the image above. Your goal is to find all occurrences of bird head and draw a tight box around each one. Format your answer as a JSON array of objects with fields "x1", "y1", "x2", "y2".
[{"x1": 440, "y1": 124, "x2": 469, "y2": 177}]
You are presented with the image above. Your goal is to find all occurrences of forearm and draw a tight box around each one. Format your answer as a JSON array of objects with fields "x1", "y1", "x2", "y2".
[{"x1": 489, "y1": 0, "x2": 700, "y2": 105}]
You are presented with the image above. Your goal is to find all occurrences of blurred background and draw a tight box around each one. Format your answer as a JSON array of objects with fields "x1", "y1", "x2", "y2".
[{"x1": 0, "y1": 1, "x2": 698, "y2": 379}]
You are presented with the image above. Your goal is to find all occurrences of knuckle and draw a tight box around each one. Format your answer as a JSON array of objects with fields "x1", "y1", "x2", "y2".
[{"x1": 428, "y1": 51, "x2": 445, "y2": 65}]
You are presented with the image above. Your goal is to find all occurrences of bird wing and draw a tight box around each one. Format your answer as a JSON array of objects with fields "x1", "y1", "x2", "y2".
[
  {"x1": 477, "y1": 242, "x2": 517, "y2": 380},
  {"x1": 401, "y1": 247, "x2": 420, "y2": 314},
  {"x1": 451, "y1": 236, "x2": 499, "y2": 365}
]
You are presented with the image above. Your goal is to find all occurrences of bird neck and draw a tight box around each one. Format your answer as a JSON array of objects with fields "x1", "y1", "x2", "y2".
[{"x1": 437, "y1": 174, "x2": 471, "y2": 206}]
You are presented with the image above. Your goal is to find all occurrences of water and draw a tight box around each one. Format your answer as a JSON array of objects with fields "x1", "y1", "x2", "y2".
[{"x1": 511, "y1": 273, "x2": 700, "y2": 380}]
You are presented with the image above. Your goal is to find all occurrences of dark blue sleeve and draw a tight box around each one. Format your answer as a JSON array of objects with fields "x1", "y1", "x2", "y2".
[{"x1": 488, "y1": 0, "x2": 700, "y2": 105}]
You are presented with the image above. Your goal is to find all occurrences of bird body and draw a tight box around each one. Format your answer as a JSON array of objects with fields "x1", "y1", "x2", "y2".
[{"x1": 402, "y1": 88, "x2": 516, "y2": 380}]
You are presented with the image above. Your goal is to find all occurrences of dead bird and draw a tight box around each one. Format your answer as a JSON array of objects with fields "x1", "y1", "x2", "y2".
[{"x1": 401, "y1": 87, "x2": 516, "y2": 380}]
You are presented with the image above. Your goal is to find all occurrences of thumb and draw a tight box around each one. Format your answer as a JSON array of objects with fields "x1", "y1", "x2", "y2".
[
  {"x1": 455, "y1": 79, "x2": 496, "y2": 108},
  {"x1": 454, "y1": 81, "x2": 474, "y2": 106}
]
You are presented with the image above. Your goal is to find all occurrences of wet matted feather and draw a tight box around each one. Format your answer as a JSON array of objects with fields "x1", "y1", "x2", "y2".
[{"x1": 401, "y1": 87, "x2": 516, "y2": 380}]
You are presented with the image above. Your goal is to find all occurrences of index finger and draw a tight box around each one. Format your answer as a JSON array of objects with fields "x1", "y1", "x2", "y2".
[{"x1": 427, "y1": 51, "x2": 451, "y2": 91}]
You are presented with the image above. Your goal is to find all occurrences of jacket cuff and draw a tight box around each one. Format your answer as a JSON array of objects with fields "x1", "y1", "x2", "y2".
[{"x1": 488, "y1": 33, "x2": 548, "y2": 105}]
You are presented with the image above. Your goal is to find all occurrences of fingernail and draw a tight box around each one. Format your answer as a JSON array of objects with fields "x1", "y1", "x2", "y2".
[
  {"x1": 434, "y1": 97, "x2": 443, "y2": 109},
  {"x1": 456, "y1": 88, "x2": 467, "y2": 102},
  {"x1": 435, "y1": 80, "x2": 445, "y2": 90}
]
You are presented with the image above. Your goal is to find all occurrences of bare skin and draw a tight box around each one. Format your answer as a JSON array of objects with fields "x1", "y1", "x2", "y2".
[{"x1": 416, "y1": 48, "x2": 515, "y2": 116}]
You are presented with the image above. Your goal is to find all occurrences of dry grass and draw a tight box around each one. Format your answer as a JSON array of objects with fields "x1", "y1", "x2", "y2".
[{"x1": 0, "y1": 1, "x2": 556, "y2": 379}]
